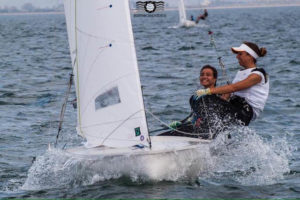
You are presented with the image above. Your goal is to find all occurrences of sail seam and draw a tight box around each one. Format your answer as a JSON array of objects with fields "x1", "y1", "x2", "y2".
[
  {"x1": 80, "y1": 42, "x2": 113, "y2": 99},
  {"x1": 76, "y1": 27, "x2": 115, "y2": 41},
  {"x1": 100, "y1": 109, "x2": 145, "y2": 146},
  {"x1": 80, "y1": 115, "x2": 145, "y2": 129}
]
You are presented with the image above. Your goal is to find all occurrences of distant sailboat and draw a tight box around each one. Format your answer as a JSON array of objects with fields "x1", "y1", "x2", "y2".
[
  {"x1": 63, "y1": 0, "x2": 210, "y2": 159},
  {"x1": 178, "y1": 0, "x2": 196, "y2": 27}
]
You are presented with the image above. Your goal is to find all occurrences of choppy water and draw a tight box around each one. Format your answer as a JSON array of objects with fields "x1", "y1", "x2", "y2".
[{"x1": 0, "y1": 6, "x2": 300, "y2": 198}]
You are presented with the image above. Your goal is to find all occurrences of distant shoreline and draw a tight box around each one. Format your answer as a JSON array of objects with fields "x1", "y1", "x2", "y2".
[
  {"x1": 0, "y1": 3, "x2": 300, "y2": 16},
  {"x1": 184, "y1": 3, "x2": 300, "y2": 10},
  {"x1": 164, "y1": 3, "x2": 300, "y2": 11},
  {"x1": 0, "y1": 11, "x2": 64, "y2": 16}
]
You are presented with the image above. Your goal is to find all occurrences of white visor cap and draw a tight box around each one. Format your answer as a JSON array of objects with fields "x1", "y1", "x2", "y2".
[{"x1": 231, "y1": 43, "x2": 259, "y2": 59}]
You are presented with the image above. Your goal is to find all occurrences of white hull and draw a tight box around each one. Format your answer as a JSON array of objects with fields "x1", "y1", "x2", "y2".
[
  {"x1": 66, "y1": 136, "x2": 211, "y2": 158},
  {"x1": 180, "y1": 20, "x2": 196, "y2": 28}
]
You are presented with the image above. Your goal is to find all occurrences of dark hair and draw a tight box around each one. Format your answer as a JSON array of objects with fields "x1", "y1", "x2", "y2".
[
  {"x1": 200, "y1": 65, "x2": 218, "y2": 86},
  {"x1": 244, "y1": 41, "x2": 267, "y2": 63}
]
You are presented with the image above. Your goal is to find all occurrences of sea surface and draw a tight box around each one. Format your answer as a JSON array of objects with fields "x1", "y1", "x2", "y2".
[{"x1": 0, "y1": 6, "x2": 300, "y2": 199}]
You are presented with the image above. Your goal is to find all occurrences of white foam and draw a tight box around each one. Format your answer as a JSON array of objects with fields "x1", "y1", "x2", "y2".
[{"x1": 22, "y1": 127, "x2": 291, "y2": 190}]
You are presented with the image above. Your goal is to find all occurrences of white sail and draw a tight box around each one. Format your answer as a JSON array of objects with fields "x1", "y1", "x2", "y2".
[
  {"x1": 178, "y1": 0, "x2": 196, "y2": 27},
  {"x1": 178, "y1": 0, "x2": 187, "y2": 24},
  {"x1": 63, "y1": 0, "x2": 150, "y2": 148}
]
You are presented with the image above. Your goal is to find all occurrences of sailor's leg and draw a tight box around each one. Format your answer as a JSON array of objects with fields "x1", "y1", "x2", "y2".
[{"x1": 229, "y1": 96, "x2": 254, "y2": 126}]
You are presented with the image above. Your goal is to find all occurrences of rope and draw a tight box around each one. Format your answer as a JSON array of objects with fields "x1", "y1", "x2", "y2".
[{"x1": 145, "y1": 109, "x2": 207, "y2": 137}]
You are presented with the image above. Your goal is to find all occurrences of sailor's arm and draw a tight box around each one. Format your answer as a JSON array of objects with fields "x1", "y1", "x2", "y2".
[
  {"x1": 196, "y1": 74, "x2": 262, "y2": 97},
  {"x1": 210, "y1": 73, "x2": 262, "y2": 94}
]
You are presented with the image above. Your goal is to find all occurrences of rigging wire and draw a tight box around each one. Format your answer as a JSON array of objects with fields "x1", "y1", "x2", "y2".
[
  {"x1": 203, "y1": 17, "x2": 231, "y2": 85},
  {"x1": 55, "y1": 73, "x2": 73, "y2": 147},
  {"x1": 195, "y1": 19, "x2": 227, "y2": 138}
]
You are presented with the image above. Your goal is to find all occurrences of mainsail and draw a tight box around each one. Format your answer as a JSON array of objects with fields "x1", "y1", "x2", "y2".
[
  {"x1": 178, "y1": 0, "x2": 187, "y2": 24},
  {"x1": 64, "y1": 0, "x2": 149, "y2": 148}
]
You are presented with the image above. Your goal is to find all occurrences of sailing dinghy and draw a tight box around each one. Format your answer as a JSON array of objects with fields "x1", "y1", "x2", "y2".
[
  {"x1": 178, "y1": 0, "x2": 196, "y2": 27},
  {"x1": 63, "y1": 0, "x2": 210, "y2": 158}
]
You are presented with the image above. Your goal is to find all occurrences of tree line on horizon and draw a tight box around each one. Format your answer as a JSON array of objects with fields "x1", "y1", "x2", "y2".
[{"x1": 1, "y1": 0, "x2": 299, "y2": 14}]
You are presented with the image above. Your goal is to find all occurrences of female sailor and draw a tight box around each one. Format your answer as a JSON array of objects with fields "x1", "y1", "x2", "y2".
[
  {"x1": 160, "y1": 65, "x2": 224, "y2": 139},
  {"x1": 195, "y1": 41, "x2": 269, "y2": 126}
]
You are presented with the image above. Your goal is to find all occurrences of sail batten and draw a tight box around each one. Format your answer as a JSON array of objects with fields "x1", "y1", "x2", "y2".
[{"x1": 64, "y1": 0, "x2": 150, "y2": 148}]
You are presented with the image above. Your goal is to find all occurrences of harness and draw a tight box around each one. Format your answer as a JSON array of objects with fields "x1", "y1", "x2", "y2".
[{"x1": 252, "y1": 68, "x2": 268, "y2": 83}]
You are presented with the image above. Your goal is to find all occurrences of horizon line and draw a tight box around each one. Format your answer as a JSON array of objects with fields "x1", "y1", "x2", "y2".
[{"x1": 1, "y1": 3, "x2": 300, "y2": 16}]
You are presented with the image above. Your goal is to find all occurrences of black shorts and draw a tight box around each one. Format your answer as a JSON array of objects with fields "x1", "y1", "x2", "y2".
[
  {"x1": 159, "y1": 95, "x2": 253, "y2": 139},
  {"x1": 190, "y1": 94, "x2": 253, "y2": 126},
  {"x1": 229, "y1": 95, "x2": 253, "y2": 126}
]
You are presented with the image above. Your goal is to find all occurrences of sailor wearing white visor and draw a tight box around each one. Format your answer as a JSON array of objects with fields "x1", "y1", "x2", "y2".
[{"x1": 195, "y1": 41, "x2": 269, "y2": 125}]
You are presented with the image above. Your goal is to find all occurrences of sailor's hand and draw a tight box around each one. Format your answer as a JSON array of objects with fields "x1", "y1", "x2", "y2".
[
  {"x1": 195, "y1": 88, "x2": 211, "y2": 99},
  {"x1": 169, "y1": 121, "x2": 182, "y2": 129}
]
